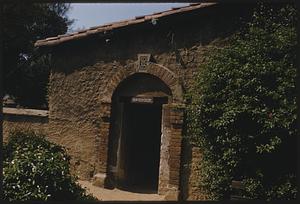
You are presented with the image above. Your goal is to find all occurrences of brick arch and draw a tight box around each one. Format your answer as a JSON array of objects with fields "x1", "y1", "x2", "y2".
[
  {"x1": 96, "y1": 62, "x2": 185, "y2": 198},
  {"x1": 101, "y1": 62, "x2": 183, "y2": 103}
]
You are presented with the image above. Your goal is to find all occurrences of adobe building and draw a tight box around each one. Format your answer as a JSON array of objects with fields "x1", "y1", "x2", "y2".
[{"x1": 3, "y1": 3, "x2": 254, "y2": 200}]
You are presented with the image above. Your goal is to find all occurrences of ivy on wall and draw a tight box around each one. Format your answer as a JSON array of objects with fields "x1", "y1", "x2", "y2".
[{"x1": 185, "y1": 3, "x2": 297, "y2": 200}]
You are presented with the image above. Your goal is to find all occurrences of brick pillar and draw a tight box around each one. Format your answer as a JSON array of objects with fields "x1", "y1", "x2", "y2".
[
  {"x1": 92, "y1": 101, "x2": 111, "y2": 187},
  {"x1": 158, "y1": 104, "x2": 171, "y2": 195},
  {"x1": 158, "y1": 103, "x2": 185, "y2": 200}
]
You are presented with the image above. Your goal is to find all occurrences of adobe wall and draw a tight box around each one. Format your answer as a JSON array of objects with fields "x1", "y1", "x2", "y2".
[
  {"x1": 2, "y1": 108, "x2": 49, "y2": 143},
  {"x1": 2, "y1": 108, "x2": 96, "y2": 178},
  {"x1": 15, "y1": 4, "x2": 251, "y2": 200}
]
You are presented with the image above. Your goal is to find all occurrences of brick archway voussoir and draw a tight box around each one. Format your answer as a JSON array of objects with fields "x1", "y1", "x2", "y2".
[{"x1": 103, "y1": 63, "x2": 183, "y2": 103}]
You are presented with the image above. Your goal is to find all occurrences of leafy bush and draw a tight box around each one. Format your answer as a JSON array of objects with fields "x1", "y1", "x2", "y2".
[
  {"x1": 3, "y1": 130, "x2": 97, "y2": 201},
  {"x1": 186, "y1": 3, "x2": 297, "y2": 200}
]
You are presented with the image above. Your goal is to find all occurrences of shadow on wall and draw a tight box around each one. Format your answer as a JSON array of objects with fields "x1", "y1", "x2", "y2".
[{"x1": 52, "y1": 4, "x2": 253, "y2": 75}]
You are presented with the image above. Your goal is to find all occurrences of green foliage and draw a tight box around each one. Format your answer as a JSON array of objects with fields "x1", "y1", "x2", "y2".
[
  {"x1": 3, "y1": 130, "x2": 97, "y2": 201},
  {"x1": 186, "y1": 3, "x2": 297, "y2": 200},
  {"x1": 3, "y1": 3, "x2": 73, "y2": 108},
  {"x1": 242, "y1": 174, "x2": 297, "y2": 200}
]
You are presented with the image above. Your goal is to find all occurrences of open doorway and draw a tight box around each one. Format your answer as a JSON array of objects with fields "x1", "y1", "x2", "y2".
[
  {"x1": 121, "y1": 102, "x2": 162, "y2": 193},
  {"x1": 106, "y1": 73, "x2": 173, "y2": 194}
]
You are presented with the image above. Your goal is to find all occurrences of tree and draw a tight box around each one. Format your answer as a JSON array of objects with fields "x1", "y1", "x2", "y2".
[
  {"x1": 186, "y1": 3, "x2": 297, "y2": 200},
  {"x1": 3, "y1": 3, "x2": 73, "y2": 108}
]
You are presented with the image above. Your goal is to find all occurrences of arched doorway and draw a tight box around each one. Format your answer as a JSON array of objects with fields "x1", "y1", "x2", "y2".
[
  {"x1": 94, "y1": 62, "x2": 185, "y2": 199},
  {"x1": 107, "y1": 73, "x2": 172, "y2": 192}
]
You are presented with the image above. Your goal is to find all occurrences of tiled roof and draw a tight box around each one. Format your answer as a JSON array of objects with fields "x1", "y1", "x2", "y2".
[{"x1": 34, "y1": 3, "x2": 216, "y2": 47}]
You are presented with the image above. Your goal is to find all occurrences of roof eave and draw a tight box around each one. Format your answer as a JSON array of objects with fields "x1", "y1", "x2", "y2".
[{"x1": 34, "y1": 3, "x2": 217, "y2": 48}]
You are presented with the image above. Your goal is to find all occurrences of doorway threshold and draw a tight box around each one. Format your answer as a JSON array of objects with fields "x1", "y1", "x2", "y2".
[{"x1": 78, "y1": 180, "x2": 165, "y2": 201}]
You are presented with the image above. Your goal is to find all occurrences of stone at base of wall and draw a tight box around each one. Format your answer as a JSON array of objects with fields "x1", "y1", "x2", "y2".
[
  {"x1": 163, "y1": 189, "x2": 179, "y2": 201},
  {"x1": 92, "y1": 173, "x2": 108, "y2": 188}
]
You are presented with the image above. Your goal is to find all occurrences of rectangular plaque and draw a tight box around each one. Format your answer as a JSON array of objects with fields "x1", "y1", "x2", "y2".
[
  {"x1": 131, "y1": 97, "x2": 153, "y2": 104},
  {"x1": 137, "y1": 54, "x2": 151, "y2": 72}
]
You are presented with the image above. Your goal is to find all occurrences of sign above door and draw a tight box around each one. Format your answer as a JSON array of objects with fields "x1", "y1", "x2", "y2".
[{"x1": 131, "y1": 97, "x2": 153, "y2": 104}]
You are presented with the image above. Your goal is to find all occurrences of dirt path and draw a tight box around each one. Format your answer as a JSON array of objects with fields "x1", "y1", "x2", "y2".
[{"x1": 78, "y1": 180, "x2": 165, "y2": 201}]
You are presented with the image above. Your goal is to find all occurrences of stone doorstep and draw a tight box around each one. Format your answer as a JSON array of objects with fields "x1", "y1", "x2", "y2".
[
  {"x1": 92, "y1": 173, "x2": 108, "y2": 187},
  {"x1": 164, "y1": 189, "x2": 180, "y2": 200}
]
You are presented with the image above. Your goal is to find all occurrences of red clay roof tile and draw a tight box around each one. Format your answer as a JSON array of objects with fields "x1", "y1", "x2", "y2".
[{"x1": 34, "y1": 3, "x2": 216, "y2": 47}]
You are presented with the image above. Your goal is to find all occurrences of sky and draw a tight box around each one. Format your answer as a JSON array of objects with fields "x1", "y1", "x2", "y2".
[{"x1": 67, "y1": 3, "x2": 190, "y2": 32}]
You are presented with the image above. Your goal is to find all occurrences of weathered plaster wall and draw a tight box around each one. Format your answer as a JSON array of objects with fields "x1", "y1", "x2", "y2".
[
  {"x1": 181, "y1": 144, "x2": 210, "y2": 200},
  {"x1": 46, "y1": 120, "x2": 98, "y2": 179},
  {"x1": 2, "y1": 109, "x2": 96, "y2": 179},
  {"x1": 3, "y1": 108, "x2": 49, "y2": 143},
  {"x1": 47, "y1": 4, "x2": 251, "y2": 199},
  {"x1": 12, "y1": 4, "x2": 251, "y2": 200}
]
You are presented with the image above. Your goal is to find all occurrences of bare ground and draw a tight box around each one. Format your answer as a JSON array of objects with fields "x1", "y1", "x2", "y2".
[{"x1": 78, "y1": 180, "x2": 165, "y2": 201}]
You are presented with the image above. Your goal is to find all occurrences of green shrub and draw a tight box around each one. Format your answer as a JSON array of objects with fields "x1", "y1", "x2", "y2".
[
  {"x1": 186, "y1": 3, "x2": 297, "y2": 200},
  {"x1": 3, "y1": 130, "x2": 97, "y2": 201}
]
